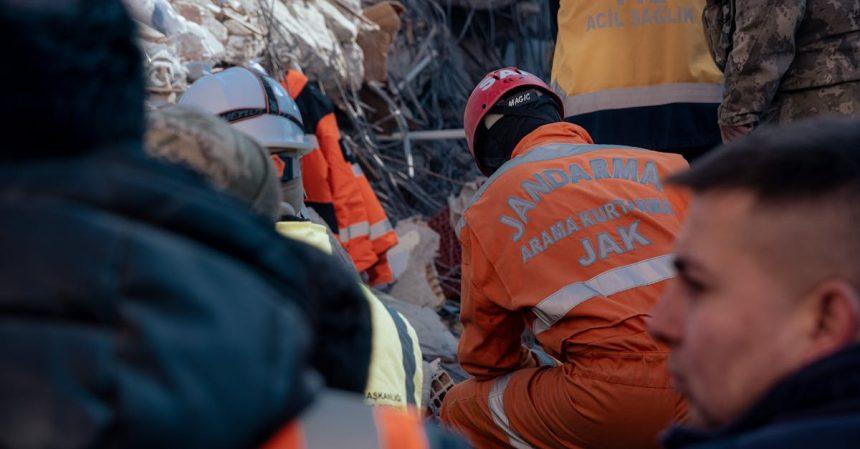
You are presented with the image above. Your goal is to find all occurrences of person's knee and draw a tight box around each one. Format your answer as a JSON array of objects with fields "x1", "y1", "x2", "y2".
[{"x1": 439, "y1": 380, "x2": 477, "y2": 425}]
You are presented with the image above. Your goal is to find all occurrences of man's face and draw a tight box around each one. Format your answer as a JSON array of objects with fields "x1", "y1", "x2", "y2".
[{"x1": 648, "y1": 191, "x2": 814, "y2": 429}]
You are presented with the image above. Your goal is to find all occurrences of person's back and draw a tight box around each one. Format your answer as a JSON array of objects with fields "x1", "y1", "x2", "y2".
[
  {"x1": 703, "y1": 0, "x2": 860, "y2": 130},
  {"x1": 441, "y1": 68, "x2": 688, "y2": 449},
  {"x1": 0, "y1": 143, "x2": 327, "y2": 448},
  {"x1": 551, "y1": 0, "x2": 723, "y2": 160},
  {"x1": 281, "y1": 69, "x2": 399, "y2": 286},
  {"x1": 458, "y1": 122, "x2": 689, "y2": 364},
  {"x1": 280, "y1": 69, "x2": 382, "y2": 277},
  {"x1": 769, "y1": 0, "x2": 860, "y2": 122}
]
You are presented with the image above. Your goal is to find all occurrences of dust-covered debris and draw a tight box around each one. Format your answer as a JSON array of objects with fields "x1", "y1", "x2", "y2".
[{"x1": 389, "y1": 217, "x2": 446, "y2": 310}]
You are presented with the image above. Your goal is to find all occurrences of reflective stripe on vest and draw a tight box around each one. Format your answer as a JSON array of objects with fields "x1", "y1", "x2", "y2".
[
  {"x1": 370, "y1": 219, "x2": 394, "y2": 240},
  {"x1": 381, "y1": 303, "x2": 418, "y2": 406},
  {"x1": 532, "y1": 254, "x2": 675, "y2": 334},
  {"x1": 489, "y1": 374, "x2": 535, "y2": 449},
  {"x1": 339, "y1": 221, "x2": 371, "y2": 243},
  {"x1": 561, "y1": 83, "x2": 723, "y2": 117},
  {"x1": 352, "y1": 163, "x2": 364, "y2": 177},
  {"x1": 455, "y1": 143, "x2": 648, "y2": 236}
]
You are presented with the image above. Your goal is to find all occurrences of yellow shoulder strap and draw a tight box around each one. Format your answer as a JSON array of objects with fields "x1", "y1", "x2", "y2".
[{"x1": 275, "y1": 221, "x2": 333, "y2": 254}]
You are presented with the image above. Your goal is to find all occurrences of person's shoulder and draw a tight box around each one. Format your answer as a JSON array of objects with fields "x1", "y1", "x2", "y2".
[{"x1": 624, "y1": 147, "x2": 690, "y2": 170}]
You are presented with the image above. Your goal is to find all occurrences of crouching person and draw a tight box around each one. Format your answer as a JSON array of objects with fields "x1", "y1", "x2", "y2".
[
  {"x1": 145, "y1": 105, "x2": 464, "y2": 448},
  {"x1": 441, "y1": 68, "x2": 689, "y2": 449},
  {"x1": 649, "y1": 117, "x2": 860, "y2": 448},
  {"x1": 177, "y1": 67, "x2": 424, "y2": 409},
  {"x1": 146, "y1": 103, "x2": 373, "y2": 396}
]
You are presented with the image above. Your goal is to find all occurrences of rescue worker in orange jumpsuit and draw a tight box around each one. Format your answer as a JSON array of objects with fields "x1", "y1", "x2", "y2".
[
  {"x1": 282, "y1": 70, "x2": 398, "y2": 286},
  {"x1": 440, "y1": 68, "x2": 689, "y2": 449}
]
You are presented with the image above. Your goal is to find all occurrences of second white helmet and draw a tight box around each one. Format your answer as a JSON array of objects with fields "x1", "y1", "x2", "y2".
[{"x1": 179, "y1": 66, "x2": 314, "y2": 155}]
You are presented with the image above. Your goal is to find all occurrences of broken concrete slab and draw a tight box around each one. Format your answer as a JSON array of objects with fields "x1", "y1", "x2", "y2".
[
  {"x1": 389, "y1": 217, "x2": 446, "y2": 310},
  {"x1": 128, "y1": 0, "x2": 371, "y2": 100}
]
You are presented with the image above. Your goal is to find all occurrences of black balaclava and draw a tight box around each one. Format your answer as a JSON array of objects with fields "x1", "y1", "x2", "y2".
[{"x1": 476, "y1": 88, "x2": 562, "y2": 175}]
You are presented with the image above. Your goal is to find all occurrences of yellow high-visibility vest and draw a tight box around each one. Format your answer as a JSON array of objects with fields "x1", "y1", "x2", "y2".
[
  {"x1": 551, "y1": 0, "x2": 723, "y2": 117},
  {"x1": 275, "y1": 221, "x2": 424, "y2": 410}
]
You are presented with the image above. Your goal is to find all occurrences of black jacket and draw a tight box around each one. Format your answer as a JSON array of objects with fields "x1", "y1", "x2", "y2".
[
  {"x1": 663, "y1": 344, "x2": 860, "y2": 449},
  {"x1": 0, "y1": 146, "x2": 371, "y2": 448}
]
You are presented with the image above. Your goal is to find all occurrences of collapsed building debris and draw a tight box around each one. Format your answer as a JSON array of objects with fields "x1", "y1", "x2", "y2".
[
  {"x1": 338, "y1": 0, "x2": 556, "y2": 224},
  {"x1": 389, "y1": 218, "x2": 446, "y2": 310},
  {"x1": 128, "y1": 0, "x2": 372, "y2": 103}
]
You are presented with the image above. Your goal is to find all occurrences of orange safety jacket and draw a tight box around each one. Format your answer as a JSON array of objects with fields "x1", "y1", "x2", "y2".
[
  {"x1": 262, "y1": 391, "x2": 429, "y2": 449},
  {"x1": 455, "y1": 122, "x2": 689, "y2": 379},
  {"x1": 349, "y1": 159, "x2": 398, "y2": 286},
  {"x1": 283, "y1": 70, "x2": 377, "y2": 272}
]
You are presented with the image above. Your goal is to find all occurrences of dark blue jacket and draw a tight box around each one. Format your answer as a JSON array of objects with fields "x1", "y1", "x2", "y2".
[
  {"x1": 663, "y1": 345, "x2": 860, "y2": 449},
  {"x1": 0, "y1": 146, "x2": 371, "y2": 448}
]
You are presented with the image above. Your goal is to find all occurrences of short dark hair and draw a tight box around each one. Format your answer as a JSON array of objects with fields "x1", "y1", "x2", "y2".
[
  {"x1": 670, "y1": 117, "x2": 860, "y2": 287},
  {"x1": 0, "y1": 0, "x2": 144, "y2": 158},
  {"x1": 668, "y1": 117, "x2": 860, "y2": 202}
]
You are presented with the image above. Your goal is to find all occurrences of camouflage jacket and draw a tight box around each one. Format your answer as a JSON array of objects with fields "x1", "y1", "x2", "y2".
[{"x1": 703, "y1": 0, "x2": 860, "y2": 125}]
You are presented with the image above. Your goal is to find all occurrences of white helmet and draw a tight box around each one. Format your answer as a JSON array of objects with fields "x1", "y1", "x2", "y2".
[{"x1": 179, "y1": 66, "x2": 314, "y2": 155}]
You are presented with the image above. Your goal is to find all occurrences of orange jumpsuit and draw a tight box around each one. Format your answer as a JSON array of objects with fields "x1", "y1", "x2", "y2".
[
  {"x1": 441, "y1": 122, "x2": 688, "y2": 449},
  {"x1": 283, "y1": 70, "x2": 398, "y2": 283},
  {"x1": 351, "y1": 162, "x2": 398, "y2": 285},
  {"x1": 283, "y1": 70, "x2": 377, "y2": 272}
]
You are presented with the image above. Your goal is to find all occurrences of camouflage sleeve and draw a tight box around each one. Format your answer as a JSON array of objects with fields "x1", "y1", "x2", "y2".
[{"x1": 719, "y1": 0, "x2": 807, "y2": 126}]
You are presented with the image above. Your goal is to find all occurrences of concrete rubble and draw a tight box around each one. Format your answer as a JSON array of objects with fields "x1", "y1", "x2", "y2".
[
  {"x1": 126, "y1": 0, "x2": 378, "y2": 101},
  {"x1": 389, "y1": 217, "x2": 447, "y2": 310}
]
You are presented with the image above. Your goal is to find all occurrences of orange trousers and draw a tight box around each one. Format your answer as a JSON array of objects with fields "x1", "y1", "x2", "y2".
[{"x1": 440, "y1": 351, "x2": 686, "y2": 449}]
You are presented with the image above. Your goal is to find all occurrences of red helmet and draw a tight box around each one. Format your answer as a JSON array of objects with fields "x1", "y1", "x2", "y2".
[{"x1": 463, "y1": 67, "x2": 563, "y2": 162}]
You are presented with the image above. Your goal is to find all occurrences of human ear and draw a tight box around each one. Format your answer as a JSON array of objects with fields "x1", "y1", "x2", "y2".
[{"x1": 805, "y1": 279, "x2": 860, "y2": 360}]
